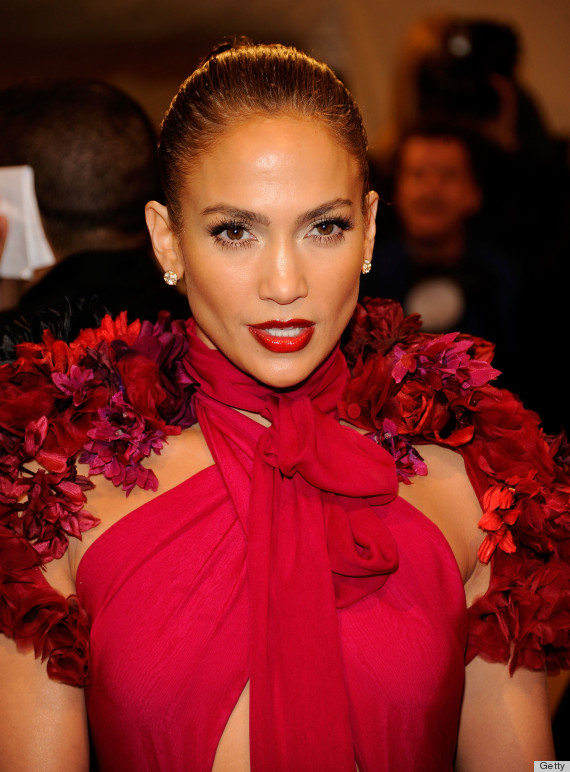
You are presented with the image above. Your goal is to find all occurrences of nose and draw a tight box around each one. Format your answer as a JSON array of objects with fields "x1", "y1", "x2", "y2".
[{"x1": 258, "y1": 238, "x2": 308, "y2": 305}]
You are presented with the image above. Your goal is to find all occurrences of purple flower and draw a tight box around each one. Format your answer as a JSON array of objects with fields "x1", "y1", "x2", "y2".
[
  {"x1": 52, "y1": 365, "x2": 96, "y2": 406},
  {"x1": 80, "y1": 392, "x2": 163, "y2": 495},
  {"x1": 392, "y1": 333, "x2": 500, "y2": 392},
  {"x1": 374, "y1": 418, "x2": 428, "y2": 484}
]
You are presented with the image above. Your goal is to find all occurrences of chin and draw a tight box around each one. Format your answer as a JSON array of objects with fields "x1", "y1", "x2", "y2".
[
  {"x1": 254, "y1": 369, "x2": 311, "y2": 391},
  {"x1": 248, "y1": 356, "x2": 317, "y2": 391}
]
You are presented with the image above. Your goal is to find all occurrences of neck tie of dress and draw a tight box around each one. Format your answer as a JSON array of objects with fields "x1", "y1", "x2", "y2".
[{"x1": 185, "y1": 320, "x2": 400, "y2": 771}]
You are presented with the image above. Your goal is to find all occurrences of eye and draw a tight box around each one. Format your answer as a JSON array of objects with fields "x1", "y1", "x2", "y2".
[
  {"x1": 307, "y1": 217, "x2": 353, "y2": 244},
  {"x1": 314, "y1": 221, "x2": 336, "y2": 236},
  {"x1": 209, "y1": 220, "x2": 255, "y2": 249},
  {"x1": 226, "y1": 225, "x2": 247, "y2": 240}
]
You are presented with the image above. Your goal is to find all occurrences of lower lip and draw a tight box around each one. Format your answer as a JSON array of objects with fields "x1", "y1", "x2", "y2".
[{"x1": 248, "y1": 324, "x2": 315, "y2": 353}]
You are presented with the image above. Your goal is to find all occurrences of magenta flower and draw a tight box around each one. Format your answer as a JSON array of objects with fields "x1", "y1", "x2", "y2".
[
  {"x1": 80, "y1": 392, "x2": 164, "y2": 494},
  {"x1": 374, "y1": 418, "x2": 428, "y2": 484}
]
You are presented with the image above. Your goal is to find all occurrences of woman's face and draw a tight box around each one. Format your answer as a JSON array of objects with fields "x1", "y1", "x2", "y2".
[{"x1": 148, "y1": 115, "x2": 377, "y2": 389}]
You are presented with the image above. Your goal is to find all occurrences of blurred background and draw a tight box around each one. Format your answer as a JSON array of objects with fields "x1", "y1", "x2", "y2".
[{"x1": 1, "y1": 0, "x2": 569, "y2": 140}]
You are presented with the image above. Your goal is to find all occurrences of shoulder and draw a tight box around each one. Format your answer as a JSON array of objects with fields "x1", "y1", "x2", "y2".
[
  {"x1": 0, "y1": 311, "x2": 198, "y2": 685},
  {"x1": 341, "y1": 298, "x2": 570, "y2": 674},
  {"x1": 398, "y1": 444, "x2": 484, "y2": 586},
  {"x1": 68, "y1": 423, "x2": 213, "y2": 577}
]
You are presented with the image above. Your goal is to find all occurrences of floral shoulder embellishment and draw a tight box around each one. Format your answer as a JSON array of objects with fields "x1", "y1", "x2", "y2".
[
  {"x1": 340, "y1": 298, "x2": 500, "y2": 476},
  {"x1": 0, "y1": 311, "x2": 198, "y2": 685},
  {"x1": 1, "y1": 299, "x2": 569, "y2": 683},
  {"x1": 341, "y1": 298, "x2": 570, "y2": 674}
]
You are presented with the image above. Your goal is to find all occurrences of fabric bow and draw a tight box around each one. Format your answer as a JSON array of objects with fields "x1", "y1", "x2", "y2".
[{"x1": 186, "y1": 321, "x2": 399, "y2": 771}]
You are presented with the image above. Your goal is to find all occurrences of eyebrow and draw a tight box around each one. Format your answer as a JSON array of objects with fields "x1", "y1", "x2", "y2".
[
  {"x1": 200, "y1": 205, "x2": 270, "y2": 226},
  {"x1": 295, "y1": 198, "x2": 354, "y2": 227},
  {"x1": 200, "y1": 198, "x2": 354, "y2": 227}
]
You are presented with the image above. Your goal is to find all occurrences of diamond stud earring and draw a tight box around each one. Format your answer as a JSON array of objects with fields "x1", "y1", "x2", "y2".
[
  {"x1": 163, "y1": 270, "x2": 178, "y2": 286},
  {"x1": 361, "y1": 259, "x2": 372, "y2": 275}
]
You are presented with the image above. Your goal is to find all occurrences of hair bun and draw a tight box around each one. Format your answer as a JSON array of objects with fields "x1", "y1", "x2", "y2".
[{"x1": 201, "y1": 35, "x2": 254, "y2": 65}]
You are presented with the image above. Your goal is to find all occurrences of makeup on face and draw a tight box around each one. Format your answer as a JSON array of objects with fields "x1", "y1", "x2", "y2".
[
  {"x1": 162, "y1": 116, "x2": 377, "y2": 389},
  {"x1": 248, "y1": 319, "x2": 315, "y2": 353}
]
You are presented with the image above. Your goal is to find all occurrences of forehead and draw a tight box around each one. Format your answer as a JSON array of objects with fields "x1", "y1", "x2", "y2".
[{"x1": 183, "y1": 115, "x2": 361, "y2": 203}]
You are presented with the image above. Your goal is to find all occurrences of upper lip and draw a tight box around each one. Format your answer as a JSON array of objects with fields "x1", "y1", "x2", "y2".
[{"x1": 249, "y1": 319, "x2": 314, "y2": 330}]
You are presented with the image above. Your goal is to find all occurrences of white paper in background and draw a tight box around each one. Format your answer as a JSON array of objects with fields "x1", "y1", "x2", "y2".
[{"x1": 0, "y1": 165, "x2": 55, "y2": 280}]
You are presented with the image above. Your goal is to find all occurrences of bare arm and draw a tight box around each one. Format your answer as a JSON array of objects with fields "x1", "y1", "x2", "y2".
[
  {"x1": 0, "y1": 425, "x2": 216, "y2": 770},
  {"x1": 398, "y1": 445, "x2": 556, "y2": 768},
  {"x1": 0, "y1": 549, "x2": 89, "y2": 771},
  {"x1": 0, "y1": 634, "x2": 89, "y2": 772},
  {"x1": 456, "y1": 655, "x2": 554, "y2": 772},
  {"x1": 455, "y1": 455, "x2": 555, "y2": 770}
]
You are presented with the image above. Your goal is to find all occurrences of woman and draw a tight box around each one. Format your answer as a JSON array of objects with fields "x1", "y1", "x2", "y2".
[{"x1": 0, "y1": 40, "x2": 568, "y2": 771}]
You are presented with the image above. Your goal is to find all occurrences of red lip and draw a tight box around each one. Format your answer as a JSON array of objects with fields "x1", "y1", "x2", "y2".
[{"x1": 248, "y1": 319, "x2": 315, "y2": 353}]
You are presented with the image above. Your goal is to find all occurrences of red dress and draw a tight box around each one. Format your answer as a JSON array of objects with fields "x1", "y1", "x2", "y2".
[
  {"x1": 79, "y1": 331, "x2": 466, "y2": 771},
  {"x1": 78, "y1": 433, "x2": 466, "y2": 771},
  {"x1": 1, "y1": 301, "x2": 568, "y2": 770}
]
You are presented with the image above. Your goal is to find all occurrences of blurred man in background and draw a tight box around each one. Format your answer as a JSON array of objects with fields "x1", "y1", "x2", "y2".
[{"x1": 361, "y1": 126, "x2": 520, "y2": 382}]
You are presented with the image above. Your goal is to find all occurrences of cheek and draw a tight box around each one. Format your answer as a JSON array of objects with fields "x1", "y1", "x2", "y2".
[
  {"x1": 182, "y1": 246, "x2": 233, "y2": 310},
  {"x1": 324, "y1": 260, "x2": 361, "y2": 315},
  {"x1": 184, "y1": 268, "x2": 227, "y2": 321}
]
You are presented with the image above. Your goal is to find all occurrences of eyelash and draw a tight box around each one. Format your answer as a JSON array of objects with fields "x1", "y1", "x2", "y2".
[
  {"x1": 309, "y1": 217, "x2": 353, "y2": 245},
  {"x1": 208, "y1": 216, "x2": 354, "y2": 250},
  {"x1": 209, "y1": 219, "x2": 254, "y2": 250}
]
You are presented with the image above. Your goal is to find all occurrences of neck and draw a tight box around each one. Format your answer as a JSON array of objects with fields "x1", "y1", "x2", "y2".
[
  {"x1": 186, "y1": 318, "x2": 349, "y2": 419},
  {"x1": 237, "y1": 407, "x2": 271, "y2": 427}
]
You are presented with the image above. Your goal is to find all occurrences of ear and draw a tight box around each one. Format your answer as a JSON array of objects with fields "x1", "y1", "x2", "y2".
[
  {"x1": 145, "y1": 201, "x2": 185, "y2": 279},
  {"x1": 363, "y1": 190, "x2": 379, "y2": 264}
]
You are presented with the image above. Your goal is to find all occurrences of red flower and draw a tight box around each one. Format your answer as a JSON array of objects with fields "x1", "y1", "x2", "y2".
[
  {"x1": 71, "y1": 312, "x2": 140, "y2": 351},
  {"x1": 548, "y1": 430, "x2": 570, "y2": 476},
  {"x1": 44, "y1": 595, "x2": 90, "y2": 685},
  {"x1": 508, "y1": 563, "x2": 570, "y2": 673},
  {"x1": 128, "y1": 317, "x2": 197, "y2": 428},
  {"x1": 117, "y1": 354, "x2": 168, "y2": 429},
  {"x1": 19, "y1": 468, "x2": 97, "y2": 560},
  {"x1": 0, "y1": 365, "x2": 58, "y2": 434},
  {"x1": 343, "y1": 297, "x2": 422, "y2": 366},
  {"x1": 339, "y1": 353, "x2": 393, "y2": 431},
  {"x1": 0, "y1": 311, "x2": 201, "y2": 685},
  {"x1": 388, "y1": 378, "x2": 444, "y2": 436},
  {"x1": 466, "y1": 590, "x2": 512, "y2": 665},
  {"x1": 478, "y1": 527, "x2": 517, "y2": 564},
  {"x1": 0, "y1": 525, "x2": 42, "y2": 584}
]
